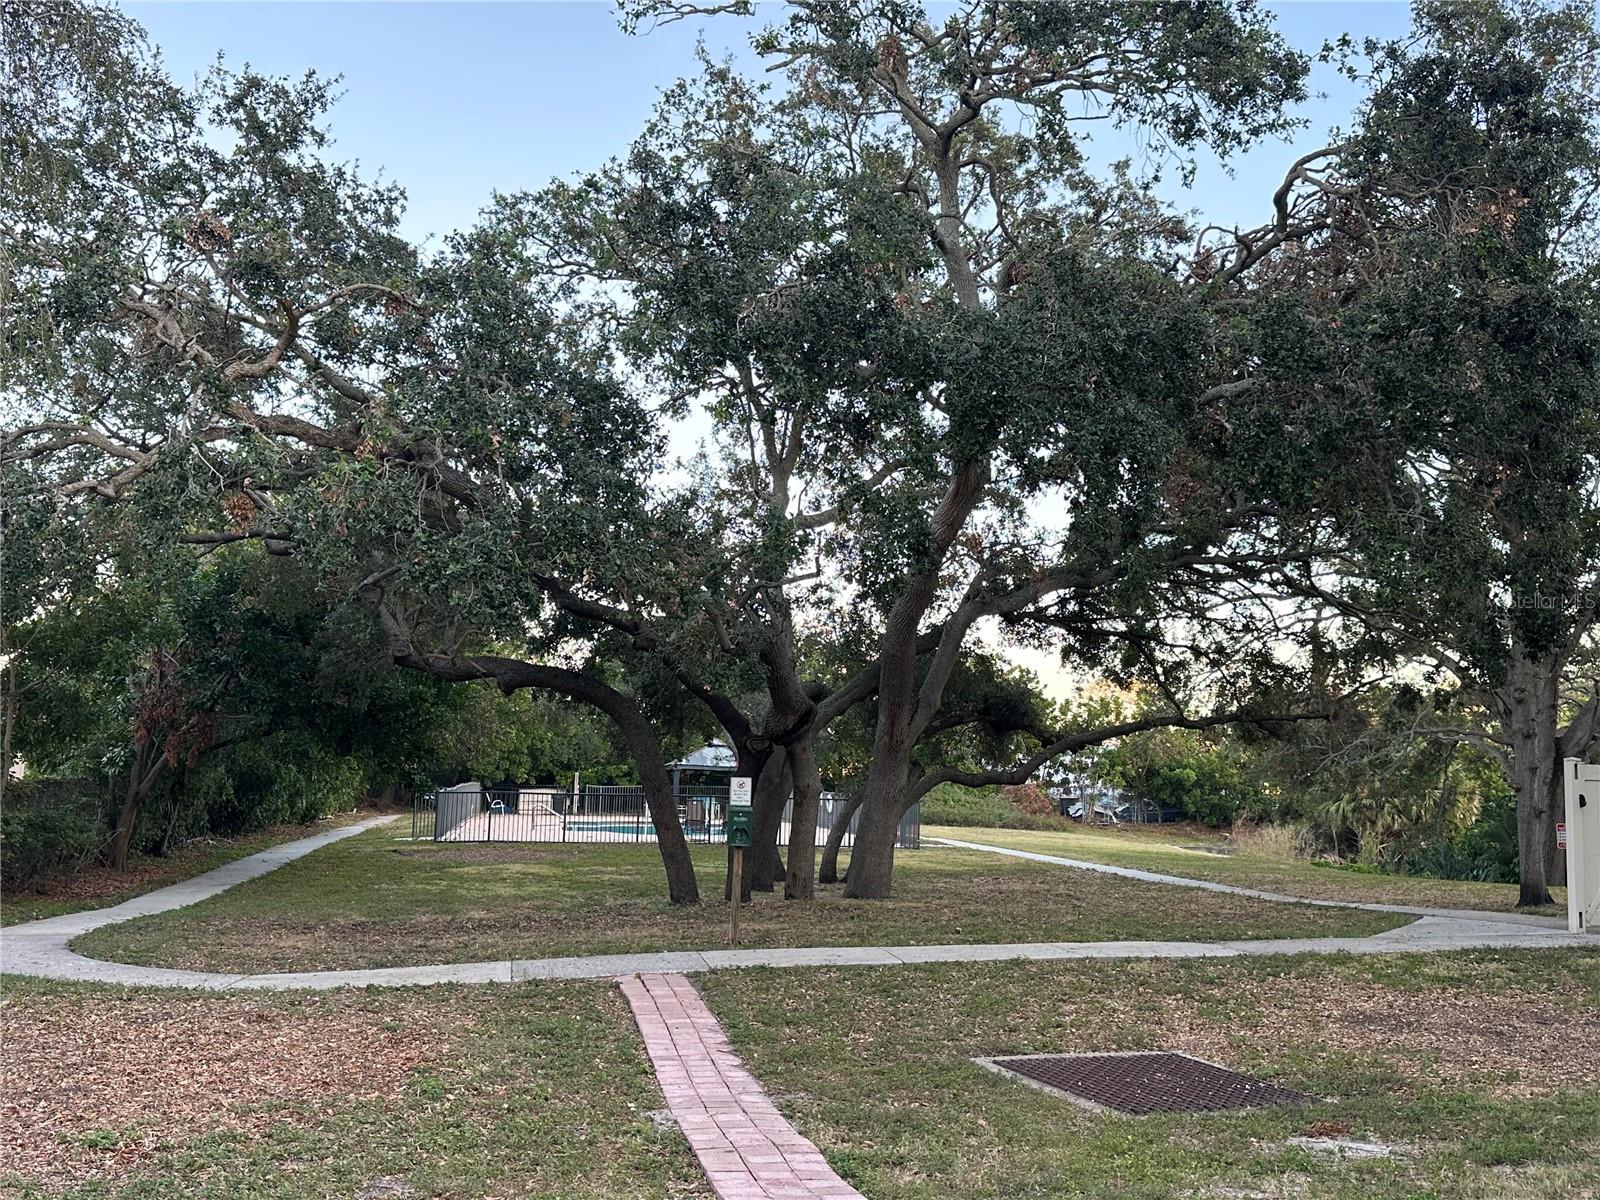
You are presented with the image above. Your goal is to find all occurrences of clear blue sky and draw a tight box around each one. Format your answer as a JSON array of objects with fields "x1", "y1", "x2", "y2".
[{"x1": 122, "y1": 1, "x2": 1416, "y2": 246}]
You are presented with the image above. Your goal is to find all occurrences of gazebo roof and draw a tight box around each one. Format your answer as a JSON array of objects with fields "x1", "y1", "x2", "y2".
[{"x1": 668, "y1": 740, "x2": 737, "y2": 771}]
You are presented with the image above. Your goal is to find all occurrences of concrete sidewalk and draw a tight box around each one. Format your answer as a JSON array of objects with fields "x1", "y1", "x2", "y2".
[
  {"x1": 928, "y1": 836, "x2": 1569, "y2": 927},
  {"x1": 2, "y1": 821, "x2": 1592, "y2": 992}
]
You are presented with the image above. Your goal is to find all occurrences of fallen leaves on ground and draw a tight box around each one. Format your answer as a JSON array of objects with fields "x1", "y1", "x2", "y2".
[
  {"x1": 0, "y1": 991, "x2": 445, "y2": 1189},
  {"x1": 1133, "y1": 976, "x2": 1600, "y2": 1096}
]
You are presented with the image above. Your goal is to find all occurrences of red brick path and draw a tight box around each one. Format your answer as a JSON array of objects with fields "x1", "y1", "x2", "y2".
[{"x1": 618, "y1": 972, "x2": 865, "y2": 1200}]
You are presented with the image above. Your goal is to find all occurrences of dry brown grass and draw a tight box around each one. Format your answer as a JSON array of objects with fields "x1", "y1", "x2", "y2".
[
  {"x1": 0, "y1": 978, "x2": 707, "y2": 1199},
  {"x1": 0, "y1": 990, "x2": 446, "y2": 1188},
  {"x1": 700, "y1": 950, "x2": 1600, "y2": 1200},
  {"x1": 1124, "y1": 975, "x2": 1599, "y2": 1098}
]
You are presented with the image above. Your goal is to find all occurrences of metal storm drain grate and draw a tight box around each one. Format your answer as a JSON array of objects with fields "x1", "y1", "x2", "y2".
[{"x1": 975, "y1": 1051, "x2": 1308, "y2": 1116}]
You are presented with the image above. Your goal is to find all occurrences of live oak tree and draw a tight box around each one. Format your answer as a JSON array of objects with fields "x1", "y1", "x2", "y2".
[
  {"x1": 608, "y1": 0, "x2": 1373, "y2": 897},
  {"x1": 1263, "y1": 0, "x2": 1600, "y2": 905},
  {"x1": 14, "y1": 0, "x2": 1558, "y2": 906},
  {"x1": 2, "y1": 3, "x2": 719, "y2": 898},
  {"x1": 1, "y1": 0, "x2": 165, "y2": 804},
  {"x1": 6, "y1": 0, "x2": 1375, "y2": 903},
  {"x1": 3, "y1": 2, "x2": 925, "y2": 905}
]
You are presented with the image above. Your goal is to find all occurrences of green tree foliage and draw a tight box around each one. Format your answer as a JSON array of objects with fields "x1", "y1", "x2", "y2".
[
  {"x1": 2, "y1": 0, "x2": 709, "y2": 900},
  {"x1": 1097, "y1": 728, "x2": 1254, "y2": 828},
  {"x1": 7, "y1": 0, "x2": 1338, "y2": 903},
  {"x1": 1245, "y1": 686, "x2": 1517, "y2": 869},
  {"x1": 591, "y1": 0, "x2": 1362, "y2": 899},
  {"x1": 1263, "y1": 0, "x2": 1600, "y2": 903},
  {"x1": 4, "y1": 542, "x2": 627, "y2": 877},
  {"x1": 11, "y1": 0, "x2": 1594, "y2": 909}
]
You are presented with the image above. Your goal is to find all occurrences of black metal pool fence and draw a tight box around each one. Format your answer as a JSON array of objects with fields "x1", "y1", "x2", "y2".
[{"x1": 412, "y1": 781, "x2": 920, "y2": 850}]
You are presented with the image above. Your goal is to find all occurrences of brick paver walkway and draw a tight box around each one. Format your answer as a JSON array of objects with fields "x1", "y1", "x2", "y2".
[{"x1": 619, "y1": 972, "x2": 864, "y2": 1200}]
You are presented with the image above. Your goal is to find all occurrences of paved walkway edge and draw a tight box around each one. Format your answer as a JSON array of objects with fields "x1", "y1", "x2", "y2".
[
  {"x1": 928, "y1": 836, "x2": 1571, "y2": 927},
  {"x1": 2, "y1": 821, "x2": 1593, "y2": 991},
  {"x1": 621, "y1": 972, "x2": 863, "y2": 1200}
]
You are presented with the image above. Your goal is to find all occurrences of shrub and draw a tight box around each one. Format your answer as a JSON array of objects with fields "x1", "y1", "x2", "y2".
[
  {"x1": 1, "y1": 778, "x2": 109, "y2": 888},
  {"x1": 136, "y1": 761, "x2": 235, "y2": 856},
  {"x1": 1098, "y1": 730, "x2": 1258, "y2": 827},
  {"x1": 1396, "y1": 788, "x2": 1518, "y2": 883},
  {"x1": 208, "y1": 735, "x2": 364, "y2": 834},
  {"x1": 922, "y1": 783, "x2": 1070, "y2": 830},
  {"x1": 999, "y1": 782, "x2": 1056, "y2": 818}
]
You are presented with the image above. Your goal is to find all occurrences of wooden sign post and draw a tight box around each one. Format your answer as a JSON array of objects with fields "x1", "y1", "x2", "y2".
[
  {"x1": 729, "y1": 844, "x2": 744, "y2": 946},
  {"x1": 727, "y1": 775, "x2": 753, "y2": 946}
]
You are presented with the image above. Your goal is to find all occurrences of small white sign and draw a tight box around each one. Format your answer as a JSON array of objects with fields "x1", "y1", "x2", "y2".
[
  {"x1": 1557, "y1": 822, "x2": 1568, "y2": 850},
  {"x1": 730, "y1": 776, "x2": 753, "y2": 808}
]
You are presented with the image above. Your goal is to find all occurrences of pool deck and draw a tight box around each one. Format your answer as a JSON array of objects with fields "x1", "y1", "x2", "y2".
[{"x1": 438, "y1": 810, "x2": 769, "y2": 844}]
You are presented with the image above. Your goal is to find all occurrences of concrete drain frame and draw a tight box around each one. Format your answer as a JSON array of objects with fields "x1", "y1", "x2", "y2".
[{"x1": 974, "y1": 1051, "x2": 1310, "y2": 1116}]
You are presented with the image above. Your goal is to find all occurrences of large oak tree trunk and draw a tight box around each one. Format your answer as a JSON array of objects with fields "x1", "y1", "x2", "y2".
[
  {"x1": 817, "y1": 790, "x2": 865, "y2": 884},
  {"x1": 1545, "y1": 765, "x2": 1568, "y2": 889},
  {"x1": 843, "y1": 581, "x2": 931, "y2": 899},
  {"x1": 745, "y1": 749, "x2": 790, "y2": 897},
  {"x1": 630, "y1": 727, "x2": 700, "y2": 906},
  {"x1": 1511, "y1": 748, "x2": 1557, "y2": 907},
  {"x1": 838, "y1": 723, "x2": 915, "y2": 902},
  {"x1": 844, "y1": 773, "x2": 908, "y2": 899},
  {"x1": 784, "y1": 736, "x2": 822, "y2": 900},
  {"x1": 1500, "y1": 653, "x2": 1561, "y2": 908}
]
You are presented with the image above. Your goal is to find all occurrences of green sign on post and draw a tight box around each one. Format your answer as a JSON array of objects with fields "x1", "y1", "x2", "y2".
[
  {"x1": 727, "y1": 775, "x2": 753, "y2": 848},
  {"x1": 727, "y1": 775, "x2": 754, "y2": 946}
]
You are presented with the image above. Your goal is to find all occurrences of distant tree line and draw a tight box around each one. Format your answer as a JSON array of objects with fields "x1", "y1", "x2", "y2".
[
  {"x1": 939, "y1": 684, "x2": 1522, "y2": 883},
  {"x1": 1, "y1": 547, "x2": 646, "y2": 886}
]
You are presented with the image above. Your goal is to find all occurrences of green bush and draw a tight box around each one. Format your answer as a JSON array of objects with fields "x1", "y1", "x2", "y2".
[
  {"x1": 1144, "y1": 758, "x2": 1248, "y2": 826},
  {"x1": 921, "y1": 783, "x2": 1070, "y2": 830},
  {"x1": 135, "y1": 761, "x2": 236, "y2": 856},
  {"x1": 207, "y1": 735, "x2": 364, "y2": 834},
  {"x1": 1100, "y1": 732, "x2": 1255, "y2": 827},
  {"x1": 1, "y1": 778, "x2": 109, "y2": 888},
  {"x1": 1396, "y1": 788, "x2": 1518, "y2": 883}
]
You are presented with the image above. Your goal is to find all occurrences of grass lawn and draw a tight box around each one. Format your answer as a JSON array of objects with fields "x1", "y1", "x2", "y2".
[
  {"x1": 698, "y1": 948, "x2": 1600, "y2": 1200},
  {"x1": 71, "y1": 826, "x2": 1405, "y2": 973},
  {"x1": 0, "y1": 812, "x2": 380, "y2": 927},
  {"x1": 928, "y1": 823, "x2": 1569, "y2": 914},
  {"x1": 0, "y1": 975, "x2": 707, "y2": 1200},
  {"x1": 7, "y1": 951, "x2": 1594, "y2": 1200}
]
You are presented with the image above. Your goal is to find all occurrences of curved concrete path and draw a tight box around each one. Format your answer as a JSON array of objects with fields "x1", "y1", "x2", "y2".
[
  {"x1": 928, "y1": 836, "x2": 1570, "y2": 928},
  {"x1": 2, "y1": 818, "x2": 1593, "y2": 991}
]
